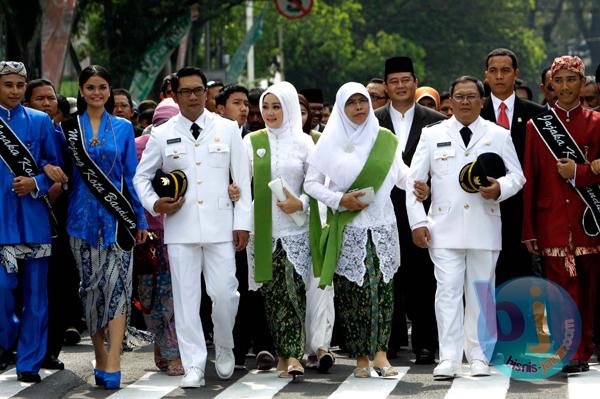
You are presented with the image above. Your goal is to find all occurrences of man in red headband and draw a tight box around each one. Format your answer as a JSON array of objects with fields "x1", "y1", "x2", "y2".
[{"x1": 522, "y1": 55, "x2": 600, "y2": 373}]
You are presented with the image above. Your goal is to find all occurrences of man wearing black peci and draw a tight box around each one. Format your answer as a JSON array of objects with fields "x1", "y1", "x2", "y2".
[{"x1": 375, "y1": 56, "x2": 445, "y2": 364}]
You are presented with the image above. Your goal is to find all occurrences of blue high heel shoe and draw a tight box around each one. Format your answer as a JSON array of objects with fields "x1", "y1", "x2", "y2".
[
  {"x1": 103, "y1": 370, "x2": 121, "y2": 389},
  {"x1": 94, "y1": 369, "x2": 105, "y2": 386}
]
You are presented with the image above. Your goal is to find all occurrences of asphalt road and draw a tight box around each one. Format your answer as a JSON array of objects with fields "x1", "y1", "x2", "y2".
[{"x1": 2, "y1": 337, "x2": 599, "y2": 398}]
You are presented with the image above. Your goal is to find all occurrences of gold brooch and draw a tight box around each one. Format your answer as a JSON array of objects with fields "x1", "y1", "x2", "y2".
[{"x1": 90, "y1": 137, "x2": 100, "y2": 147}]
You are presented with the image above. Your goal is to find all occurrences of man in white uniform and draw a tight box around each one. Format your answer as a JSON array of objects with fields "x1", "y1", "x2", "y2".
[
  {"x1": 134, "y1": 66, "x2": 252, "y2": 388},
  {"x1": 406, "y1": 76, "x2": 525, "y2": 379}
]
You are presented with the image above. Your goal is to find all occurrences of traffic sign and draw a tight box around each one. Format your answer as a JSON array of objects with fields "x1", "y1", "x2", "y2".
[{"x1": 275, "y1": 0, "x2": 313, "y2": 20}]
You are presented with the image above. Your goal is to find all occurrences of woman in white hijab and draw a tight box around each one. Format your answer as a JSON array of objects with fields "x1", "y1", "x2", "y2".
[
  {"x1": 304, "y1": 82, "x2": 427, "y2": 378},
  {"x1": 243, "y1": 81, "x2": 316, "y2": 379}
]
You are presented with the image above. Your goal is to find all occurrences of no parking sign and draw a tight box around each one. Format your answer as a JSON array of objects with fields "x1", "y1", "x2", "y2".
[{"x1": 275, "y1": 0, "x2": 313, "y2": 19}]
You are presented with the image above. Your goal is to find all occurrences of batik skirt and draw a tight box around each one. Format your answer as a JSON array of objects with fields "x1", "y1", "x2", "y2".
[
  {"x1": 260, "y1": 241, "x2": 306, "y2": 359},
  {"x1": 70, "y1": 236, "x2": 132, "y2": 337},
  {"x1": 334, "y1": 232, "x2": 394, "y2": 357}
]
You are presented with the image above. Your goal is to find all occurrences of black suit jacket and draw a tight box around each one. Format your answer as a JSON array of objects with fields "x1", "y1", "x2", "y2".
[
  {"x1": 375, "y1": 103, "x2": 446, "y2": 251},
  {"x1": 480, "y1": 96, "x2": 545, "y2": 165},
  {"x1": 480, "y1": 95, "x2": 545, "y2": 282}
]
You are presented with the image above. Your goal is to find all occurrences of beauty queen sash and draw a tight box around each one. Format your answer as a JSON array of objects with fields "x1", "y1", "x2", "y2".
[
  {"x1": 0, "y1": 116, "x2": 58, "y2": 236},
  {"x1": 61, "y1": 116, "x2": 137, "y2": 251},
  {"x1": 531, "y1": 109, "x2": 600, "y2": 237}
]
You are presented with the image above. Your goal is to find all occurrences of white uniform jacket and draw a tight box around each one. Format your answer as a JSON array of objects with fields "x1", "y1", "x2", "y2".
[
  {"x1": 406, "y1": 116, "x2": 525, "y2": 250},
  {"x1": 133, "y1": 111, "x2": 252, "y2": 244}
]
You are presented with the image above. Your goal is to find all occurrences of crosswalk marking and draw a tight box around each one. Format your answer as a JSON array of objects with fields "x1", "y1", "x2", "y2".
[
  {"x1": 327, "y1": 367, "x2": 409, "y2": 399},
  {"x1": 568, "y1": 365, "x2": 600, "y2": 399},
  {"x1": 0, "y1": 368, "x2": 57, "y2": 399},
  {"x1": 444, "y1": 365, "x2": 510, "y2": 399},
  {"x1": 105, "y1": 371, "x2": 180, "y2": 399},
  {"x1": 214, "y1": 370, "x2": 292, "y2": 399}
]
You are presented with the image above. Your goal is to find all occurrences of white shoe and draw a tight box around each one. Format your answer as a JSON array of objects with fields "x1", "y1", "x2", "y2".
[
  {"x1": 180, "y1": 366, "x2": 205, "y2": 388},
  {"x1": 215, "y1": 345, "x2": 235, "y2": 379},
  {"x1": 433, "y1": 360, "x2": 459, "y2": 380},
  {"x1": 470, "y1": 360, "x2": 491, "y2": 377}
]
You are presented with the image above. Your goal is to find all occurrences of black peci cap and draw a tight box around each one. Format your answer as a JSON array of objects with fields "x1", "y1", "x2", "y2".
[
  {"x1": 384, "y1": 56, "x2": 414, "y2": 79},
  {"x1": 152, "y1": 169, "x2": 188, "y2": 200},
  {"x1": 459, "y1": 152, "x2": 506, "y2": 193}
]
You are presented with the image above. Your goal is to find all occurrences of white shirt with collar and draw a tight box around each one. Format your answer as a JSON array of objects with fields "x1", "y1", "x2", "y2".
[
  {"x1": 389, "y1": 102, "x2": 415, "y2": 152},
  {"x1": 133, "y1": 110, "x2": 252, "y2": 244},
  {"x1": 491, "y1": 92, "x2": 516, "y2": 129}
]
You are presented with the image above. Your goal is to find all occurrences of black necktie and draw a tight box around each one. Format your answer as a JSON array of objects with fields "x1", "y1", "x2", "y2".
[
  {"x1": 191, "y1": 123, "x2": 201, "y2": 140},
  {"x1": 460, "y1": 126, "x2": 472, "y2": 147}
]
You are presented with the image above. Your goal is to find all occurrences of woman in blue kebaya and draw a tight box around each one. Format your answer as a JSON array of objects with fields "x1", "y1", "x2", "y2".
[{"x1": 49, "y1": 65, "x2": 148, "y2": 389}]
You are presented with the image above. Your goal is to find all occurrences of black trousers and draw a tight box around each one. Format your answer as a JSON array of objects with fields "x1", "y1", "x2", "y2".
[{"x1": 232, "y1": 249, "x2": 274, "y2": 365}]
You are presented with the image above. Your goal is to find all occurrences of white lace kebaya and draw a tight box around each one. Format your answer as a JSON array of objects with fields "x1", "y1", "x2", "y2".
[{"x1": 243, "y1": 82, "x2": 316, "y2": 290}]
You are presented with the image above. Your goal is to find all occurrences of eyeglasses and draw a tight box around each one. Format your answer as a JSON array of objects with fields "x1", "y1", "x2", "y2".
[
  {"x1": 178, "y1": 87, "x2": 205, "y2": 97},
  {"x1": 452, "y1": 94, "x2": 480, "y2": 102},
  {"x1": 345, "y1": 98, "x2": 369, "y2": 107},
  {"x1": 369, "y1": 93, "x2": 387, "y2": 101}
]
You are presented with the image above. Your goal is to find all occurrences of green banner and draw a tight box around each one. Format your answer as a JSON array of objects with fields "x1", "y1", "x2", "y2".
[
  {"x1": 129, "y1": 13, "x2": 191, "y2": 102},
  {"x1": 224, "y1": 7, "x2": 266, "y2": 83}
]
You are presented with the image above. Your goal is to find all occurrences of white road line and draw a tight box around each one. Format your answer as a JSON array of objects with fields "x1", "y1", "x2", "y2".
[
  {"x1": 105, "y1": 372, "x2": 180, "y2": 399},
  {"x1": 214, "y1": 370, "x2": 292, "y2": 399},
  {"x1": 0, "y1": 368, "x2": 58, "y2": 399},
  {"x1": 568, "y1": 364, "x2": 600, "y2": 399},
  {"x1": 327, "y1": 367, "x2": 409, "y2": 399},
  {"x1": 444, "y1": 365, "x2": 510, "y2": 399}
]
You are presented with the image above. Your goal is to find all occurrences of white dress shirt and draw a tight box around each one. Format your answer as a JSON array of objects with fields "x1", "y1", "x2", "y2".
[
  {"x1": 491, "y1": 92, "x2": 516, "y2": 129},
  {"x1": 389, "y1": 102, "x2": 415, "y2": 152}
]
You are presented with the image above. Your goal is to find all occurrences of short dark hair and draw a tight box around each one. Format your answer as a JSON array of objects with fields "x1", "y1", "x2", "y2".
[
  {"x1": 215, "y1": 84, "x2": 249, "y2": 107},
  {"x1": 486, "y1": 48, "x2": 518, "y2": 70},
  {"x1": 440, "y1": 91, "x2": 451, "y2": 102},
  {"x1": 323, "y1": 103, "x2": 333, "y2": 112},
  {"x1": 77, "y1": 65, "x2": 114, "y2": 115},
  {"x1": 516, "y1": 84, "x2": 533, "y2": 101},
  {"x1": 541, "y1": 66, "x2": 551, "y2": 85},
  {"x1": 24, "y1": 78, "x2": 55, "y2": 102},
  {"x1": 367, "y1": 77, "x2": 385, "y2": 85},
  {"x1": 172, "y1": 66, "x2": 207, "y2": 93},
  {"x1": 161, "y1": 73, "x2": 175, "y2": 95},
  {"x1": 207, "y1": 79, "x2": 224, "y2": 89},
  {"x1": 56, "y1": 95, "x2": 70, "y2": 117},
  {"x1": 248, "y1": 87, "x2": 264, "y2": 106},
  {"x1": 450, "y1": 76, "x2": 485, "y2": 97},
  {"x1": 112, "y1": 88, "x2": 133, "y2": 108}
]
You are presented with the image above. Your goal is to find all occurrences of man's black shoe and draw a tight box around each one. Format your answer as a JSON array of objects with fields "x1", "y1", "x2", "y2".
[
  {"x1": 17, "y1": 372, "x2": 41, "y2": 383},
  {"x1": 42, "y1": 355, "x2": 64, "y2": 370},
  {"x1": 0, "y1": 347, "x2": 9, "y2": 370},
  {"x1": 562, "y1": 360, "x2": 584, "y2": 373},
  {"x1": 581, "y1": 361, "x2": 590, "y2": 372},
  {"x1": 415, "y1": 348, "x2": 436, "y2": 365},
  {"x1": 64, "y1": 327, "x2": 81, "y2": 346},
  {"x1": 256, "y1": 351, "x2": 275, "y2": 371}
]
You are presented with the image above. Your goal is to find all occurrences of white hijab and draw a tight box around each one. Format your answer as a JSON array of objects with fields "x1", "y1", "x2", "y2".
[
  {"x1": 307, "y1": 82, "x2": 381, "y2": 191},
  {"x1": 259, "y1": 81, "x2": 303, "y2": 136}
]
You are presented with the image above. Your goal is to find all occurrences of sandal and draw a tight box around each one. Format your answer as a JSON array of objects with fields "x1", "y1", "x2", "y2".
[
  {"x1": 353, "y1": 367, "x2": 372, "y2": 378},
  {"x1": 287, "y1": 362, "x2": 304, "y2": 381},
  {"x1": 317, "y1": 351, "x2": 335, "y2": 373},
  {"x1": 167, "y1": 364, "x2": 184, "y2": 376},
  {"x1": 373, "y1": 365, "x2": 398, "y2": 377}
]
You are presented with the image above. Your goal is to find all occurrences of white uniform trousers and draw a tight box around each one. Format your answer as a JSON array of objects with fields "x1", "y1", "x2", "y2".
[
  {"x1": 429, "y1": 248, "x2": 499, "y2": 364},
  {"x1": 169, "y1": 242, "x2": 240, "y2": 372},
  {"x1": 304, "y1": 272, "x2": 335, "y2": 355}
]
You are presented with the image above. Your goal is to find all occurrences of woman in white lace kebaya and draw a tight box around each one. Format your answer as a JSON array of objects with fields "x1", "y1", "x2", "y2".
[
  {"x1": 304, "y1": 82, "x2": 418, "y2": 378},
  {"x1": 243, "y1": 81, "x2": 315, "y2": 379}
]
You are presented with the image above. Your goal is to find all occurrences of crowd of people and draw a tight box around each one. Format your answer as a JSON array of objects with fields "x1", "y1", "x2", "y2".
[{"x1": 0, "y1": 47, "x2": 599, "y2": 391}]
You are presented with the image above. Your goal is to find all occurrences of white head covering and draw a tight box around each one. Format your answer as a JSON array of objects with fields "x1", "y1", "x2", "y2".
[
  {"x1": 259, "y1": 81, "x2": 303, "y2": 136},
  {"x1": 308, "y1": 82, "x2": 380, "y2": 191}
]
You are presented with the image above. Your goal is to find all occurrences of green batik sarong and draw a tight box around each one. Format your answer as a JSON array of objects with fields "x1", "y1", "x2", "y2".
[
  {"x1": 260, "y1": 240, "x2": 306, "y2": 359},
  {"x1": 333, "y1": 231, "x2": 394, "y2": 357}
]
